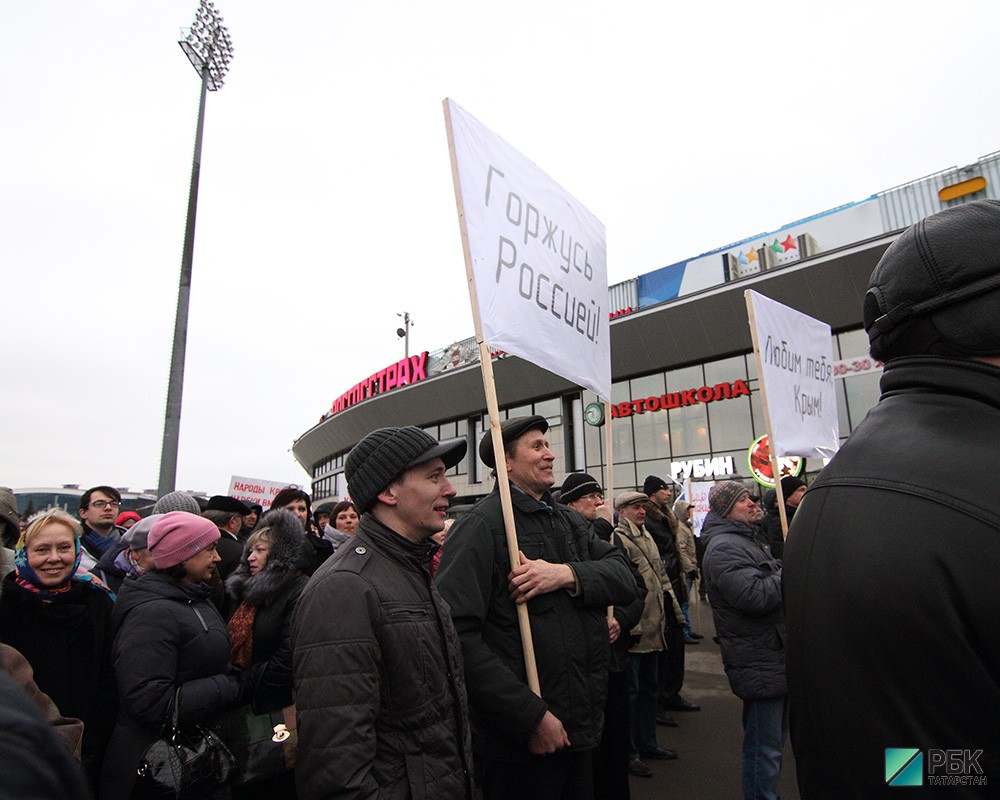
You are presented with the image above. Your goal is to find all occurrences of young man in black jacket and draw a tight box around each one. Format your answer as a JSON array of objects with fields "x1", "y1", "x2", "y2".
[{"x1": 293, "y1": 426, "x2": 474, "y2": 799}]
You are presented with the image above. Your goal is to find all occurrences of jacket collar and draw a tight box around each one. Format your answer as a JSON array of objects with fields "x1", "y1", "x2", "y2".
[
  {"x1": 496, "y1": 482, "x2": 557, "y2": 514},
  {"x1": 881, "y1": 355, "x2": 1000, "y2": 411},
  {"x1": 614, "y1": 516, "x2": 647, "y2": 540},
  {"x1": 356, "y1": 515, "x2": 437, "y2": 570}
]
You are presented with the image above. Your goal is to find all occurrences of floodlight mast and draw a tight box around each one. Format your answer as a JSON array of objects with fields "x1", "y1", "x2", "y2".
[{"x1": 158, "y1": 1, "x2": 234, "y2": 496}]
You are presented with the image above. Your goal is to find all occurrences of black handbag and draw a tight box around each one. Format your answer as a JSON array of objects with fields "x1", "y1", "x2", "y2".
[{"x1": 134, "y1": 685, "x2": 237, "y2": 800}]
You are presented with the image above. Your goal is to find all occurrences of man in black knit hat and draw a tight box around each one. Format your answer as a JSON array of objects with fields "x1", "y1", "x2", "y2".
[{"x1": 293, "y1": 426, "x2": 474, "y2": 799}]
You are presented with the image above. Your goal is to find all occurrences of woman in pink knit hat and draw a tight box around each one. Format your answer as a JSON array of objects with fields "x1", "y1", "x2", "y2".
[{"x1": 101, "y1": 511, "x2": 250, "y2": 800}]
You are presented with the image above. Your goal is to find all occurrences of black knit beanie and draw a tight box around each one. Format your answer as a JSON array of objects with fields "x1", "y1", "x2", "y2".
[
  {"x1": 642, "y1": 475, "x2": 669, "y2": 497},
  {"x1": 346, "y1": 427, "x2": 467, "y2": 513},
  {"x1": 560, "y1": 473, "x2": 603, "y2": 504}
]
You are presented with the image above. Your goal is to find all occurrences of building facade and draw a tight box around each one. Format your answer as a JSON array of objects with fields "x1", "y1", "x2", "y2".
[{"x1": 294, "y1": 151, "x2": 1000, "y2": 505}]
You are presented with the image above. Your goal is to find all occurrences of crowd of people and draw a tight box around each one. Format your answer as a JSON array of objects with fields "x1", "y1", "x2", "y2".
[
  {"x1": 0, "y1": 432, "x2": 712, "y2": 800},
  {"x1": 2, "y1": 201, "x2": 999, "y2": 800}
]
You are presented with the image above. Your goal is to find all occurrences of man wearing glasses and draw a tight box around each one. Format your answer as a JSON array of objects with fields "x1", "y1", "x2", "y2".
[{"x1": 78, "y1": 485, "x2": 125, "y2": 573}]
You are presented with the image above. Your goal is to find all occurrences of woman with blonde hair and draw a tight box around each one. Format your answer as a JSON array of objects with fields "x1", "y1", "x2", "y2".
[{"x1": 0, "y1": 508, "x2": 116, "y2": 790}]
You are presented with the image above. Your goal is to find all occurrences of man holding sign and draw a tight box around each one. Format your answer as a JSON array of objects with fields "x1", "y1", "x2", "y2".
[{"x1": 436, "y1": 416, "x2": 635, "y2": 800}]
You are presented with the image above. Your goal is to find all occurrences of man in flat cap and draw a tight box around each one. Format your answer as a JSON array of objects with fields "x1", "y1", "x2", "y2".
[
  {"x1": 436, "y1": 416, "x2": 636, "y2": 800},
  {"x1": 613, "y1": 490, "x2": 681, "y2": 776},
  {"x1": 702, "y1": 480, "x2": 785, "y2": 800},
  {"x1": 784, "y1": 200, "x2": 1000, "y2": 798},
  {"x1": 292, "y1": 426, "x2": 474, "y2": 799}
]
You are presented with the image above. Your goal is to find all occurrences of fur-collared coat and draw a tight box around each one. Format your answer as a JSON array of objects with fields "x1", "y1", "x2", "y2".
[{"x1": 225, "y1": 508, "x2": 310, "y2": 714}]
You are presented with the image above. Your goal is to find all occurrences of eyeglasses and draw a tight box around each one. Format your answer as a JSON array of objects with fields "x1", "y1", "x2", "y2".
[
  {"x1": 582, "y1": 492, "x2": 604, "y2": 502},
  {"x1": 90, "y1": 500, "x2": 121, "y2": 510}
]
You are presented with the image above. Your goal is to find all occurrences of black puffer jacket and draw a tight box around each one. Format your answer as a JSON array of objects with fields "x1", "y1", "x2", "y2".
[
  {"x1": 0, "y1": 573, "x2": 116, "y2": 788},
  {"x1": 785, "y1": 357, "x2": 1000, "y2": 799},
  {"x1": 292, "y1": 515, "x2": 474, "y2": 800},
  {"x1": 702, "y1": 511, "x2": 785, "y2": 701},
  {"x1": 435, "y1": 486, "x2": 637, "y2": 760},
  {"x1": 101, "y1": 572, "x2": 241, "y2": 800},
  {"x1": 225, "y1": 508, "x2": 310, "y2": 713}
]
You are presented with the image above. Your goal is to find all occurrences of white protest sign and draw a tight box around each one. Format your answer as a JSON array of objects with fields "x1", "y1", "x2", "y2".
[
  {"x1": 746, "y1": 290, "x2": 840, "y2": 459},
  {"x1": 688, "y1": 480, "x2": 713, "y2": 537},
  {"x1": 445, "y1": 99, "x2": 611, "y2": 400},
  {"x1": 227, "y1": 476, "x2": 294, "y2": 511}
]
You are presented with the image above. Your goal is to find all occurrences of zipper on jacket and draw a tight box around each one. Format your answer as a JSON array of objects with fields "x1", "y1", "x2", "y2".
[{"x1": 188, "y1": 600, "x2": 209, "y2": 632}]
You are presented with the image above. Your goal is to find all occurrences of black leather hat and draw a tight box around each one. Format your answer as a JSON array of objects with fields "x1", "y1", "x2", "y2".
[
  {"x1": 865, "y1": 200, "x2": 1000, "y2": 358},
  {"x1": 205, "y1": 495, "x2": 250, "y2": 515},
  {"x1": 478, "y1": 415, "x2": 549, "y2": 469}
]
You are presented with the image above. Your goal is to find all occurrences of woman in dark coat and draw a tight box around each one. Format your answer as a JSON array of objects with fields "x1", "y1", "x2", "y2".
[
  {"x1": 0, "y1": 509, "x2": 116, "y2": 791},
  {"x1": 102, "y1": 511, "x2": 246, "y2": 800},
  {"x1": 224, "y1": 508, "x2": 310, "y2": 798}
]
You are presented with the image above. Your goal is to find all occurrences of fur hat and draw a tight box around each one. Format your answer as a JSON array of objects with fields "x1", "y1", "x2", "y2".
[
  {"x1": 148, "y1": 511, "x2": 220, "y2": 569},
  {"x1": 559, "y1": 473, "x2": 603, "y2": 505},
  {"x1": 478, "y1": 415, "x2": 549, "y2": 469},
  {"x1": 153, "y1": 491, "x2": 202, "y2": 515},
  {"x1": 709, "y1": 481, "x2": 749, "y2": 519},
  {"x1": 346, "y1": 427, "x2": 467, "y2": 513},
  {"x1": 225, "y1": 508, "x2": 309, "y2": 607}
]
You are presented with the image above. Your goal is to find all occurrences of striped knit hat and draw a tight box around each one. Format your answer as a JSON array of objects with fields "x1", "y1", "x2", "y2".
[{"x1": 346, "y1": 427, "x2": 467, "y2": 513}]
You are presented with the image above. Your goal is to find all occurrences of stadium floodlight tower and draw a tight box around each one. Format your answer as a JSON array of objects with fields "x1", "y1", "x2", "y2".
[{"x1": 158, "y1": 0, "x2": 234, "y2": 496}]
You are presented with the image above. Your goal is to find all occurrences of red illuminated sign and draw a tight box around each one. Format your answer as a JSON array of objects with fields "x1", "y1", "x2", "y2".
[{"x1": 328, "y1": 351, "x2": 429, "y2": 417}]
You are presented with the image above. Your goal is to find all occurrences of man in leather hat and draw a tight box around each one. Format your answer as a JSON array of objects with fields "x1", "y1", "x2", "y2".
[{"x1": 785, "y1": 200, "x2": 1000, "y2": 798}]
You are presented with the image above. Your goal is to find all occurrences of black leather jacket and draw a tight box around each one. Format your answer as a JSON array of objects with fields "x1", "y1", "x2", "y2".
[{"x1": 785, "y1": 357, "x2": 1000, "y2": 799}]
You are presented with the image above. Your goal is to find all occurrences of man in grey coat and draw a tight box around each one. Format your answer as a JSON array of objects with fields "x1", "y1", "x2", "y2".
[
  {"x1": 702, "y1": 480, "x2": 786, "y2": 800},
  {"x1": 293, "y1": 427, "x2": 474, "y2": 799}
]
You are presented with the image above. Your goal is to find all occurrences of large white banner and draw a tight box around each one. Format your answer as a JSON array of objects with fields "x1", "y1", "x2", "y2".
[
  {"x1": 445, "y1": 99, "x2": 611, "y2": 399},
  {"x1": 746, "y1": 290, "x2": 840, "y2": 459},
  {"x1": 227, "y1": 475, "x2": 293, "y2": 511}
]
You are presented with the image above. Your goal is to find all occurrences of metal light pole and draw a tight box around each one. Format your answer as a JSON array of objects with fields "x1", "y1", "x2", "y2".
[
  {"x1": 396, "y1": 311, "x2": 414, "y2": 359},
  {"x1": 157, "y1": 1, "x2": 234, "y2": 496}
]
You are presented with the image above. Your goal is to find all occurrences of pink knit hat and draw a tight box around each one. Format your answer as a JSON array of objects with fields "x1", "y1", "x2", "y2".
[{"x1": 147, "y1": 511, "x2": 220, "y2": 569}]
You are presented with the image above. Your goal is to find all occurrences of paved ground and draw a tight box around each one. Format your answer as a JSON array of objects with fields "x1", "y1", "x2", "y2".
[{"x1": 628, "y1": 594, "x2": 800, "y2": 800}]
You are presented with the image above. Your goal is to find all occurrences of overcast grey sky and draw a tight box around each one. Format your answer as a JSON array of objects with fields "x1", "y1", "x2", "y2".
[{"x1": 3, "y1": 1, "x2": 998, "y2": 496}]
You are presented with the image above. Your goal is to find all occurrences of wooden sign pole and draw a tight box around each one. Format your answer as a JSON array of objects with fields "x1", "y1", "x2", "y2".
[
  {"x1": 444, "y1": 99, "x2": 541, "y2": 695},
  {"x1": 745, "y1": 291, "x2": 790, "y2": 540}
]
